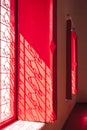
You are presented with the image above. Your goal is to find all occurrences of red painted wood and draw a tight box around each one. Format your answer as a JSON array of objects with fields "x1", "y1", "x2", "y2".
[
  {"x1": 66, "y1": 19, "x2": 72, "y2": 99},
  {"x1": 18, "y1": 0, "x2": 57, "y2": 122},
  {"x1": 71, "y1": 31, "x2": 78, "y2": 94}
]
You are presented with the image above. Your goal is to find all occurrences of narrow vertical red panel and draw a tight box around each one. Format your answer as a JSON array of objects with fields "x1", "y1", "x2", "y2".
[
  {"x1": 18, "y1": 0, "x2": 57, "y2": 122},
  {"x1": 71, "y1": 31, "x2": 78, "y2": 94},
  {"x1": 75, "y1": 34, "x2": 78, "y2": 94}
]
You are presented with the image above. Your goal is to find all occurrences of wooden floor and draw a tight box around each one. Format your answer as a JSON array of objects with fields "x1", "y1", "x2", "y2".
[{"x1": 62, "y1": 103, "x2": 87, "y2": 130}]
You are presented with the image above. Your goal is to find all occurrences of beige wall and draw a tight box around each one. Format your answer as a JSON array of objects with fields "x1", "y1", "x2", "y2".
[
  {"x1": 41, "y1": 0, "x2": 77, "y2": 130},
  {"x1": 74, "y1": 0, "x2": 87, "y2": 102}
]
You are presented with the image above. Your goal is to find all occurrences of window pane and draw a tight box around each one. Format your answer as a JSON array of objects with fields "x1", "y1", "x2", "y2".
[{"x1": 0, "y1": 0, "x2": 15, "y2": 126}]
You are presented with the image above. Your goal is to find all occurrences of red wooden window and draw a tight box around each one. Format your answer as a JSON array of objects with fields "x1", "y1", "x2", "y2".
[
  {"x1": 71, "y1": 31, "x2": 78, "y2": 94},
  {"x1": 18, "y1": 0, "x2": 57, "y2": 122},
  {"x1": 0, "y1": 0, "x2": 16, "y2": 128},
  {"x1": 0, "y1": 0, "x2": 57, "y2": 128},
  {"x1": 66, "y1": 18, "x2": 78, "y2": 99}
]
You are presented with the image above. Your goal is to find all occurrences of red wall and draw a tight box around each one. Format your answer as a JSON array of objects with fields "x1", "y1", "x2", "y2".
[{"x1": 18, "y1": 0, "x2": 51, "y2": 67}]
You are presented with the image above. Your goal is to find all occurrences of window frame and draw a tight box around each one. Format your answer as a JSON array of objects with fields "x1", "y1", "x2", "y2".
[
  {"x1": 0, "y1": 0, "x2": 57, "y2": 128},
  {"x1": 0, "y1": 0, "x2": 18, "y2": 129}
]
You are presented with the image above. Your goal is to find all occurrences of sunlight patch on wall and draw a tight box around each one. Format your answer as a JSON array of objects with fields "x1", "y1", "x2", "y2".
[{"x1": 18, "y1": 34, "x2": 56, "y2": 123}]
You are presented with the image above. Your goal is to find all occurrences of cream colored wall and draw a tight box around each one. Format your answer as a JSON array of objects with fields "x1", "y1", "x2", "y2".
[{"x1": 41, "y1": 0, "x2": 77, "y2": 130}]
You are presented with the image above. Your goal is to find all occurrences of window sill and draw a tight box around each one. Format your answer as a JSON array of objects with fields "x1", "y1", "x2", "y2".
[{"x1": 3, "y1": 120, "x2": 45, "y2": 130}]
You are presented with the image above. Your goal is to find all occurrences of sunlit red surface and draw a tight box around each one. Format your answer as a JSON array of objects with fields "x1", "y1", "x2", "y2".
[
  {"x1": 0, "y1": 0, "x2": 57, "y2": 128},
  {"x1": 18, "y1": 34, "x2": 56, "y2": 122},
  {"x1": 71, "y1": 31, "x2": 78, "y2": 94},
  {"x1": 4, "y1": 120, "x2": 45, "y2": 130},
  {"x1": 0, "y1": 0, "x2": 16, "y2": 128},
  {"x1": 18, "y1": 0, "x2": 57, "y2": 122}
]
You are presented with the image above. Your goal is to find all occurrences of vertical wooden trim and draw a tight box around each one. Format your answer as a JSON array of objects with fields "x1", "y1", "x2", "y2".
[
  {"x1": 53, "y1": 0, "x2": 57, "y2": 117},
  {"x1": 15, "y1": 0, "x2": 18, "y2": 119},
  {"x1": 66, "y1": 19, "x2": 72, "y2": 99}
]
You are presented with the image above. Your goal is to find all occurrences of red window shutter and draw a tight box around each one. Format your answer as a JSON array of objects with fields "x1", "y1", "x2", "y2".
[
  {"x1": 71, "y1": 31, "x2": 78, "y2": 94},
  {"x1": 18, "y1": 0, "x2": 57, "y2": 122},
  {"x1": 66, "y1": 18, "x2": 78, "y2": 99}
]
